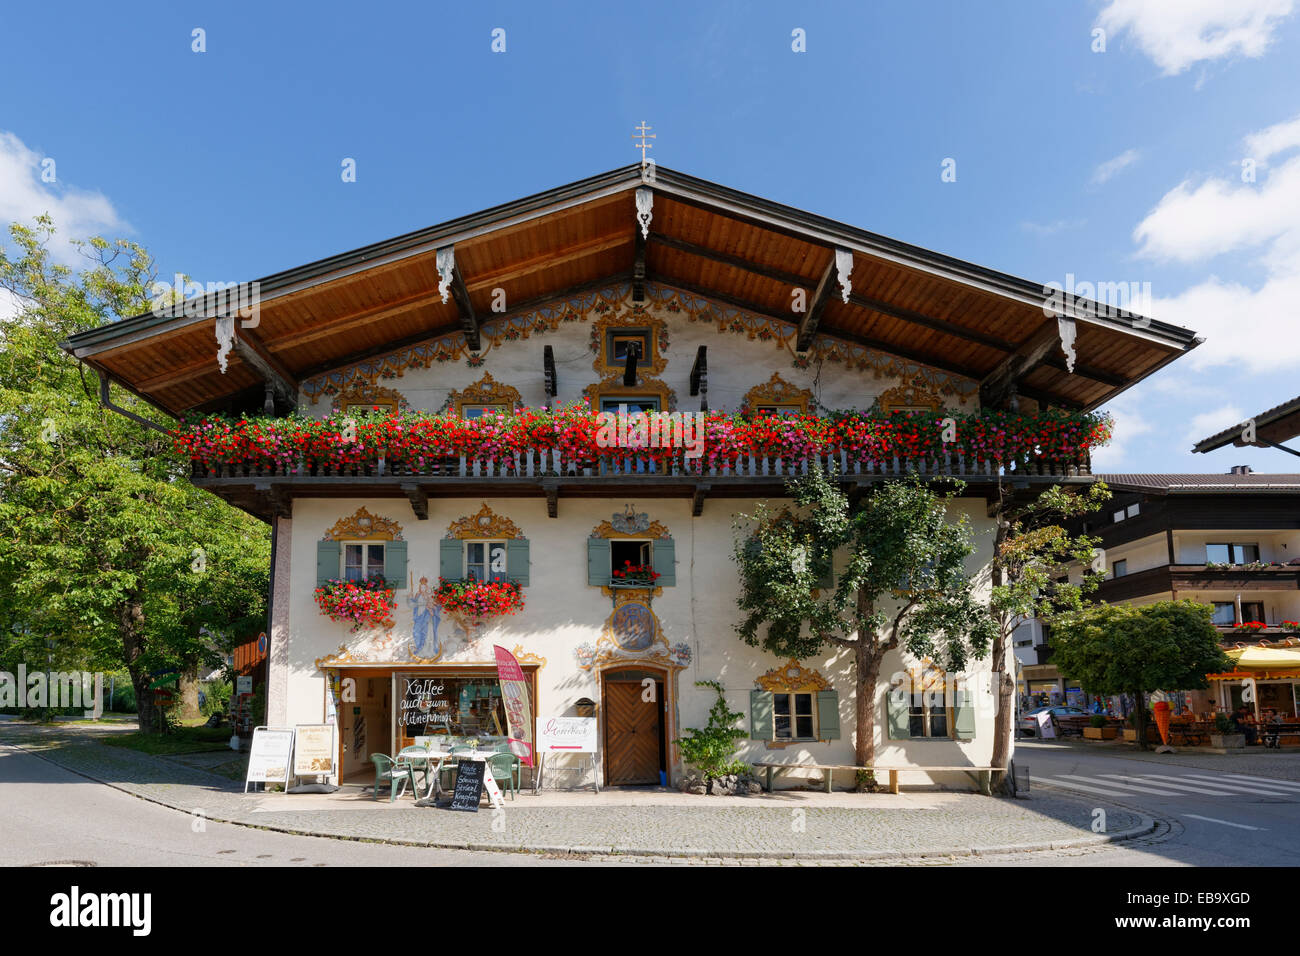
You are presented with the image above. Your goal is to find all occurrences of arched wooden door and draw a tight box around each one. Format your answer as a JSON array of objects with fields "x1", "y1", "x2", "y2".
[{"x1": 602, "y1": 669, "x2": 665, "y2": 786}]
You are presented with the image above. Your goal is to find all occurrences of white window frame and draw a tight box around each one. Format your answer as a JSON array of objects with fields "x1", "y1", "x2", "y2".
[
  {"x1": 909, "y1": 671, "x2": 956, "y2": 739},
  {"x1": 610, "y1": 538, "x2": 653, "y2": 581},
  {"x1": 463, "y1": 539, "x2": 508, "y2": 582},
  {"x1": 342, "y1": 541, "x2": 386, "y2": 583},
  {"x1": 772, "y1": 690, "x2": 818, "y2": 741},
  {"x1": 461, "y1": 403, "x2": 509, "y2": 419}
]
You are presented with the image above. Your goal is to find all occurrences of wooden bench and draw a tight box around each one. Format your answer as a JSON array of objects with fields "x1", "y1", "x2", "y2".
[{"x1": 752, "y1": 762, "x2": 999, "y2": 796}]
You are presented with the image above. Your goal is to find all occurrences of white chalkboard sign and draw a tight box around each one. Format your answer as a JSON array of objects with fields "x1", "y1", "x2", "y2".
[{"x1": 245, "y1": 726, "x2": 294, "y2": 793}]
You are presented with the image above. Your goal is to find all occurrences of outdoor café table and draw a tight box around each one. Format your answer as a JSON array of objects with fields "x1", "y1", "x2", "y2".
[{"x1": 405, "y1": 748, "x2": 505, "y2": 808}]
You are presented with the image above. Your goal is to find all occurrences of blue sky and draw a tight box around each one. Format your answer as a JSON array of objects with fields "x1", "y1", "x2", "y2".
[{"x1": 3, "y1": 0, "x2": 1299, "y2": 472}]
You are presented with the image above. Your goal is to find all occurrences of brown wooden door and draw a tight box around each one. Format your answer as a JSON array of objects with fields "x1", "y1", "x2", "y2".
[{"x1": 604, "y1": 680, "x2": 661, "y2": 785}]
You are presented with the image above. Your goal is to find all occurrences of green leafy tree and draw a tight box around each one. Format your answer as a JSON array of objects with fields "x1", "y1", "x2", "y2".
[
  {"x1": 0, "y1": 217, "x2": 270, "y2": 732},
  {"x1": 987, "y1": 481, "x2": 1111, "y2": 788},
  {"x1": 1050, "y1": 601, "x2": 1231, "y2": 750},
  {"x1": 733, "y1": 470, "x2": 995, "y2": 789}
]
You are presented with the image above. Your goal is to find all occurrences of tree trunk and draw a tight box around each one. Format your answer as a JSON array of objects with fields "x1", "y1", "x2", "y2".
[
  {"x1": 852, "y1": 586, "x2": 882, "y2": 792},
  {"x1": 1132, "y1": 689, "x2": 1148, "y2": 751},
  {"x1": 988, "y1": 627, "x2": 1016, "y2": 794},
  {"x1": 988, "y1": 513, "x2": 1016, "y2": 795},
  {"x1": 178, "y1": 665, "x2": 202, "y2": 723},
  {"x1": 854, "y1": 640, "x2": 883, "y2": 790},
  {"x1": 119, "y1": 599, "x2": 153, "y2": 734}
]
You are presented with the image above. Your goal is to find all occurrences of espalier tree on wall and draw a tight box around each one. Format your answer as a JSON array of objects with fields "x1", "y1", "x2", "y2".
[
  {"x1": 1050, "y1": 601, "x2": 1231, "y2": 751},
  {"x1": 732, "y1": 469, "x2": 995, "y2": 790},
  {"x1": 0, "y1": 218, "x2": 270, "y2": 733},
  {"x1": 986, "y1": 481, "x2": 1112, "y2": 791}
]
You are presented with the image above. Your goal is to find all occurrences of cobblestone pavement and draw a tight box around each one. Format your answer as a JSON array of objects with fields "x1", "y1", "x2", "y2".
[{"x1": 3, "y1": 723, "x2": 1152, "y2": 862}]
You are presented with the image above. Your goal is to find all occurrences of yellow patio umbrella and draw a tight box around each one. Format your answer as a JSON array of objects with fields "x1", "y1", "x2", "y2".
[
  {"x1": 1223, "y1": 646, "x2": 1300, "y2": 672},
  {"x1": 1210, "y1": 646, "x2": 1300, "y2": 721}
]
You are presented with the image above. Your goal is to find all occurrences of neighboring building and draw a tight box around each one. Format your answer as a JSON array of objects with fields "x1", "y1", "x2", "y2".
[
  {"x1": 1193, "y1": 393, "x2": 1300, "y2": 459},
  {"x1": 62, "y1": 165, "x2": 1197, "y2": 788},
  {"x1": 1078, "y1": 470, "x2": 1300, "y2": 717}
]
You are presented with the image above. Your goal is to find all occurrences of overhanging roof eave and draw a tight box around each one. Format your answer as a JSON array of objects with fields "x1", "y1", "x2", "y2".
[{"x1": 65, "y1": 164, "x2": 1201, "y2": 360}]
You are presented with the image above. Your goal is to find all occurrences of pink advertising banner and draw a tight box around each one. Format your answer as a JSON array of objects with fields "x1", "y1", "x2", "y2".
[{"x1": 494, "y1": 645, "x2": 535, "y2": 767}]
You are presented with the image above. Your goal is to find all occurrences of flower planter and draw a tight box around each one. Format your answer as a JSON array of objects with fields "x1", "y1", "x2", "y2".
[
  {"x1": 1084, "y1": 726, "x2": 1119, "y2": 740},
  {"x1": 1210, "y1": 733, "x2": 1246, "y2": 749}
]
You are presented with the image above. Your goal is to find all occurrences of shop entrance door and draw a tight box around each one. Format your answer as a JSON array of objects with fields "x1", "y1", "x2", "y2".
[{"x1": 603, "y1": 670, "x2": 664, "y2": 786}]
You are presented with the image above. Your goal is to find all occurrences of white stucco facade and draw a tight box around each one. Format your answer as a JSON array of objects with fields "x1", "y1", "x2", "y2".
[{"x1": 266, "y1": 291, "x2": 1013, "y2": 791}]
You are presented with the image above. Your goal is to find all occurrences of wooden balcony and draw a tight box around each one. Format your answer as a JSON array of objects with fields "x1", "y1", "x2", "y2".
[
  {"x1": 190, "y1": 447, "x2": 1095, "y2": 522},
  {"x1": 1098, "y1": 563, "x2": 1300, "y2": 602}
]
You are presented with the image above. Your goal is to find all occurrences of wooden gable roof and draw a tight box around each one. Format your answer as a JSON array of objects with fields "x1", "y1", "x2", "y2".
[{"x1": 63, "y1": 165, "x2": 1200, "y2": 416}]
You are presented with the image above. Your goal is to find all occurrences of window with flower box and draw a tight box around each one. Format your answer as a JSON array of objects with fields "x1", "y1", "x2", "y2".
[
  {"x1": 344, "y1": 542, "x2": 386, "y2": 583},
  {"x1": 587, "y1": 537, "x2": 676, "y2": 586},
  {"x1": 460, "y1": 404, "x2": 510, "y2": 419},
  {"x1": 439, "y1": 538, "x2": 529, "y2": 586},
  {"x1": 315, "y1": 539, "x2": 407, "y2": 589}
]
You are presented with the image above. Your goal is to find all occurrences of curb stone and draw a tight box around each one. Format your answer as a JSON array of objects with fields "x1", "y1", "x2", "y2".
[{"x1": 8, "y1": 740, "x2": 1159, "y2": 863}]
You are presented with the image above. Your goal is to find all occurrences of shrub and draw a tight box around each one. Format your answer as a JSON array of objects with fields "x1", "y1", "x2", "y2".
[
  {"x1": 676, "y1": 680, "x2": 749, "y2": 781},
  {"x1": 1089, "y1": 714, "x2": 1108, "y2": 728}
]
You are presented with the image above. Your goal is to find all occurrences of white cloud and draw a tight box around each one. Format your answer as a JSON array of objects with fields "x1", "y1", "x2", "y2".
[
  {"x1": 0, "y1": 130, "x2": 126, "y2": 264},
  {"x1": 1092, "y1": 148, "x2": 1141, "y2": 184},
  {"x1": 1244, "y1": 113, "x2": 1300, "y2": 162},
  {"x1": 1096, "y1": 0, "x2": 1295, "y2": 75},
  {"x1": 1186, "y1": 403, "x2": 1245, "y2": 443},
  {"x1": 1134, "y1": 114, "x2": 1300, "y2": 373},
  {"x1": 1091, "y1": 396, "x2": 1155, "y2": 470}
]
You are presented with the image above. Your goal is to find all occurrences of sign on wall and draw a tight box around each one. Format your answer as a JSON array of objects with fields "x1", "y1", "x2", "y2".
[
  {"x1": 245, "y1": 726, "x2": 294, "y2": 792},
  {"x1": 536, "y1": 716, "x2": 598, "y2": 753},
  {"x1": 292, "y1": 723, "x2": 336, "y2": 777}
]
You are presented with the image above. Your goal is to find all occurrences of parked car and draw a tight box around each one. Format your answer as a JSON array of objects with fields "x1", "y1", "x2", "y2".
[{"x1": 1018, "y1": 705, "x2": 1087, "y2": 736}]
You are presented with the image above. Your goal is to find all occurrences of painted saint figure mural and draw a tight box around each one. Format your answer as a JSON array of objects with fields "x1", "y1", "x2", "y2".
[{"x1": 409, "y1": 574, "x2": 441, "y2": 658}]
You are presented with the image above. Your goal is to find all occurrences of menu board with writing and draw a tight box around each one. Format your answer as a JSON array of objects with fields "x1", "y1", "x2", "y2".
[
  {"x1": 292, "y1": 724, "x2": 337, "y2": 776},
  {"x1": 449, "y1": 760, "x2": 486, "y2": 812},
  {"x1": 245, "y1": 727, "x2": 294, "y2": 791}
]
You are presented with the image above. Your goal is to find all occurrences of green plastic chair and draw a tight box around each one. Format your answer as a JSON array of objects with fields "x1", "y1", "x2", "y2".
[
  {"x1": 397, "y1": 745, "x2": 432, "y2": 792},
  {"x1": 438, "y1": 744, "x2": 475, "y2": 791},
  {"x1": 370, "y1": 753, "x2": 416, "y2": 802},
  {"x1": 486, "y1": 751, "x2": 521, "y2": 800}
]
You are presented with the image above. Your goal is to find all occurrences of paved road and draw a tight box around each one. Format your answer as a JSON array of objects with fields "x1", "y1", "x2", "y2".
[
  {"x1": 0, "y1": 744, "x2": 594, "y2": 867},
  {"x1": 974, "y1": 742, "x2": 1300, "y2": 867}
]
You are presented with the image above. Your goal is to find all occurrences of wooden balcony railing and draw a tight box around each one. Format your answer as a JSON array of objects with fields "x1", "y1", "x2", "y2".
[{"x1": 189, "y1": 447, "x2": 1093, "y2": 483}]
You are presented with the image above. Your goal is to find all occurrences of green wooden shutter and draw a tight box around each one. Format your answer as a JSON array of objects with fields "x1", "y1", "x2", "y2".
[
  {"x1": 954, "y1": 685, "x2": 976, "y2": 739},
  {"x1": 587, "y1": 538, "x2": 611, "y2": 586},
  {"x1": 816, "y1": 690, "x2": 840, "y2": 739},
  {"x1": 439, "y1": 538, "x2": 462, "y2": 581},
  {"x1": 386, "y1": 540, "x2": 408, "y2": 589},
  {"x1": 653, "y1": 537, "x2": 676, "y2": 586},
  {"x1": 506, "y1": 539, "x2": 530, "y2": 587},
  {"x1": 887, "y1": 683, "x2": 912, "y2": 739},
  {"x1": 814, "y1": 545, "x2": 834, "y2": 591},
  {"x1": 316, "y1": 540, "x2": 340, "y2": 587},
  {"x1": 749, "y1": 690, "x2": 773, "y2": 739}
]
